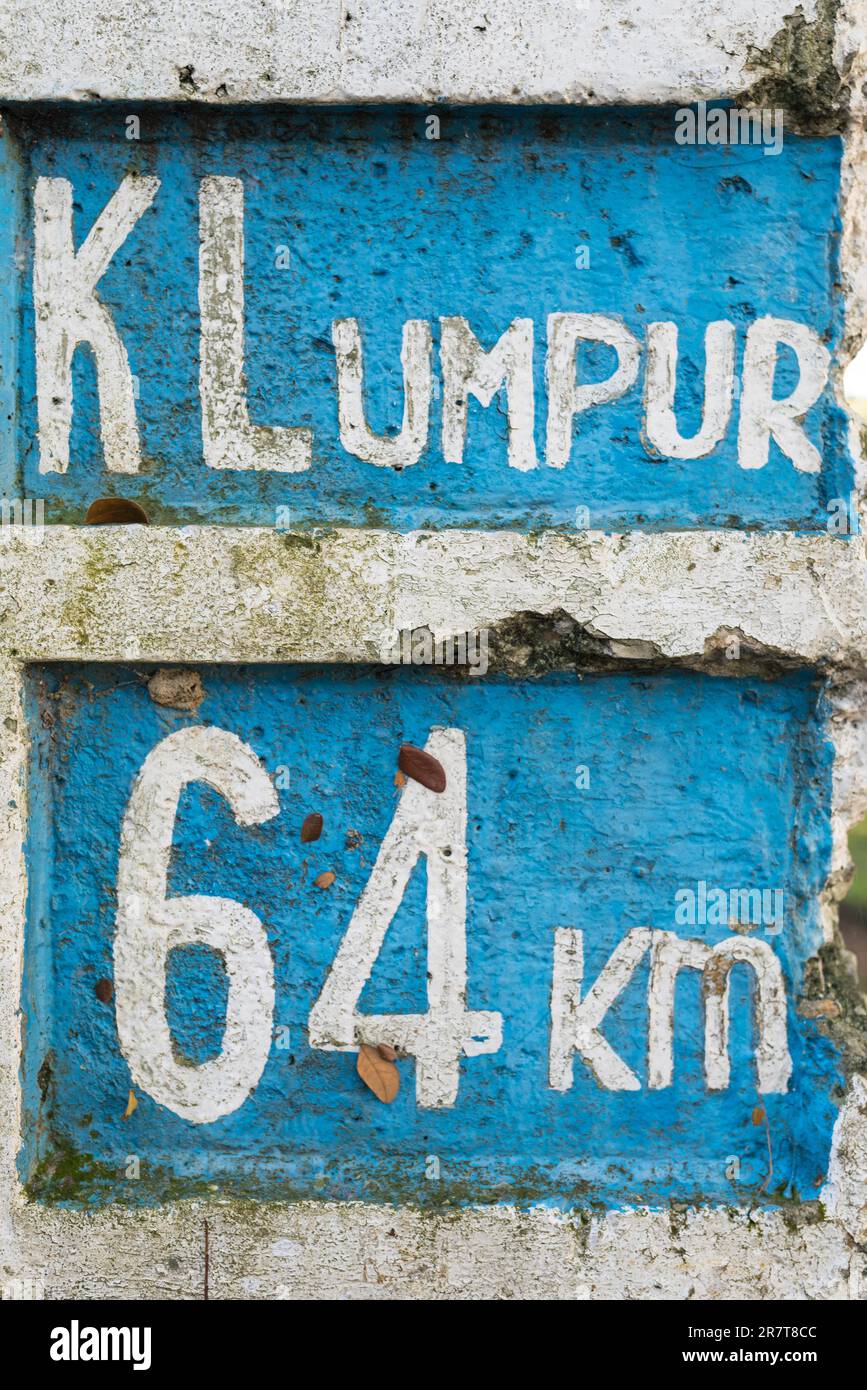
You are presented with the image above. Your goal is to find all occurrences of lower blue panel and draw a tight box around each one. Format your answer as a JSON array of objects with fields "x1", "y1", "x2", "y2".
[{"x1": 21, "y1": 664, "x2": 841, "y2": 1208}]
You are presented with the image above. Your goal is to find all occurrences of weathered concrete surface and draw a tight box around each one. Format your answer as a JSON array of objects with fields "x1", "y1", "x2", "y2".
[
  {"x1": 0, "y1": 0, "x2": 845, "y2": 107},
  {"x1": 2, "y1": 0, "x2": 867, "y2": 1306},
  {"x1": 5, "y1": 1167, "x2": 867, "y2": 1299},
  {"x1": 3, "y1": 527, "x2": 867, "y2": 668}
]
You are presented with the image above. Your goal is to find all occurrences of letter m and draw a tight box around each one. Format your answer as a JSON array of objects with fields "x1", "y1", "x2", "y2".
[
  {"x1": 101, "y1": 1328, "x2": 129, "y2": 1362},
  {"x1": 648, "y1": 931, "x2": 791, "y2": 1092},
  {"x1": 440, "y1": 316, "x2": 537, "y2": 471},
  {"x1": 34, "y1": 174, "x2": 159, "y2": 474}
]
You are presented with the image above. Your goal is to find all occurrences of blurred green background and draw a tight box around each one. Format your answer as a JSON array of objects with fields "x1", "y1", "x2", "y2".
[{"x1": 841, "y1": 819, "x2": 867, "y2": 986}]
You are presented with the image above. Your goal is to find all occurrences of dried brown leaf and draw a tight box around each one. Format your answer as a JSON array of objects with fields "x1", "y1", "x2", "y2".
[
  {"x1": 398, "y1": 743, "x2": 446, "y2": 793},
  {"x1": 357, "y1": 1043, "x2": 399, "y2": 1103},
  {"x1": 751, "y1": 1105, "x2": 765, "y2": 1126},
  {"x1": 314, "y1": 870, "x2": 336, "y2": 889},
  {"x1": 123, "y1": 1090, "x2": 139, "y2": 1120},
  {"x1": 301, "y1": 812, "x2": 323, "y2": 843},
  {"x1": 85, "y1": 497, "x2": 149, "y2": 525}
]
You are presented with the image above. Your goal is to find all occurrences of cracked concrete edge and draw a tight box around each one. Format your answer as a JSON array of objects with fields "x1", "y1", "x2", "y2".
[
  {"x1": 0, "y1": 0, "x2": 841, "y2": 107},
  {"x1": 2, "y1": 527, "x2": 867, "y2": 667},
  {"x1": 2, "y1": 1188, "x2": 867, "y2": 1300},
  {"x1": 739, "y1": 0, "x2": 849, "y2": 134},
  {"x1": 2, "y1": 526, "x2": 867, "y2": 1298}
]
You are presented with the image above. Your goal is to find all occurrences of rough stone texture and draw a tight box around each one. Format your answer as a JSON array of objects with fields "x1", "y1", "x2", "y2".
[
  {"x1": 2, "y1": 0, "x2": 867, "y2": 1302},
  {"x1": 146, "y1": 667, "x2": 206, "y2": 711},
  {"x1": 4, "y1": 1179, "x2": 867, "y2": 1300},
  {"x1": 2, "y1": 527, "x2": 867, "y2": 668},
  {"x1": 0, "y1": 0, "x2": 837, "y2": 106}
]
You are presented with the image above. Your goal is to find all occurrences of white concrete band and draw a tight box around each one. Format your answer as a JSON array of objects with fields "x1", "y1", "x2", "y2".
[{"x1": 0, "y1": 0, "x2": 832, "y2": 105}]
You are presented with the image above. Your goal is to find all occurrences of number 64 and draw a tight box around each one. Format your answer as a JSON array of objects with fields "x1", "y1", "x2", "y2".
[{"x1": 114, "y1": 725, "x2": 502, "y2": 1123}]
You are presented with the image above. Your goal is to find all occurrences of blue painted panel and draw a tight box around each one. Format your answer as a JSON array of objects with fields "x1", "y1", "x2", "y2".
[
  {"x1": 21, "y1": 664, "x2": 840, "y2": 1207},
  {"x1": 9, "y1": 105, "x2": 851, "y2": 530}
]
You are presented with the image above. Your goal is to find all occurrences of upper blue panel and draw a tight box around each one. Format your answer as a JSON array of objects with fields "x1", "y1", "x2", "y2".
[{"x1": 2, "y1": 105, "x2": 851, "y2": 529}]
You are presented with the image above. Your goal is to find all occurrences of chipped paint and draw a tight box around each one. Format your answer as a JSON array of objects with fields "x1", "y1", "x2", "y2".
[{"x1": 740, "y1": 0, "x2": 849, "y2": 135}]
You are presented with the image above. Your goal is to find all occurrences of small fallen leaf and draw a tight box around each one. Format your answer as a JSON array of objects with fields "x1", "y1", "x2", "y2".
[
  {"x1": 301, "y1": 812, "x2": 323, "y2": 843},
  {"x1": 85, "y1": 496, "x2": 149, "y2": 526},
  {"x1": 123, "y1": 1090, "x2": 139, "y2": 1120},
  {"x1": 394, "y1": 770, "x2": 407, "y2": 788},
  {"x1": 314, "y1": 870, "x2": 336, "y2": 889},
  {"x1": 94, "y1": 978, "x2": 113, "y2": 1004},
  {"x1": 357, "y1": 1043, "x2": 399, "y2": 1103},
  {"x1": 377, "y1": 1043, "x2": 397, "y2": 1062},
  {"x1": 751, "y1": 1105, "x2": 765, "y2": 1126},
  {"x1": 147, "y1": 668, "x2": 205, "y2": 712},
  {"x1": 398, "y1": 743, "x2": 446, "y2": 793}
]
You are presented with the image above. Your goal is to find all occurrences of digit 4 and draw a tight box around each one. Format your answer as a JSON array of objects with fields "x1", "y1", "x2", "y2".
[{"x1": 309, "y1": 727, "x2": 502, "y2": 1107}]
